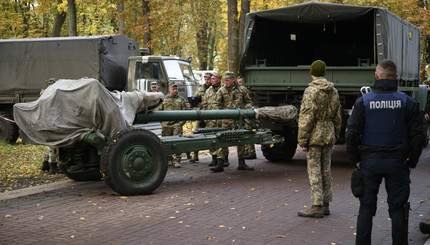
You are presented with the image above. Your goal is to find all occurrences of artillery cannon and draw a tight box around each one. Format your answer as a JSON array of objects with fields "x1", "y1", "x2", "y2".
[
  {"x1": 59, "y1": 108, "x2": 294, "y2": 196},
  {"x1": 13, "y1": 78, "x2": 297, "y2": 196}
]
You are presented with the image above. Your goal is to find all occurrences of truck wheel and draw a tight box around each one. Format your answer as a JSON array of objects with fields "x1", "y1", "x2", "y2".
[
  {"x1": 0, "y1": 113, "x2": 19, "y2": 143},
  {"x1": 261, "y1": 129, "x2": 298, "y2": 162},
  {"x1": 100, "y1": 128, "x2": 168, "y2": 196}
]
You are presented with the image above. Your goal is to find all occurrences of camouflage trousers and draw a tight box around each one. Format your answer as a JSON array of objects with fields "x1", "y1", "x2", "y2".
[
  {"x1": 43, "y1": 147, "x2": 58, "y2": 163},
  {"x1": 162, "y1": 124, "x2": 183, "y2": 163},
  {"x1": 307, "y1": 145, "x2": 333, "y2": 205},
  {"x1": 217, "y1": 120, "x2": 243, "y2": 159},
  {"x1": 245, "y1": 144, "x2": 256, "y2": 155},
  {"x1": 205, "y1": 119, "x2": 222, "y2": 155}
]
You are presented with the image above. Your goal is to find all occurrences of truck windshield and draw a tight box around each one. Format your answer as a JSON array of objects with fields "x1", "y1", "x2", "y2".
[
  {"x1": 163, "y1": 60, "x2": 184, "y2": 81},
  {"x1": 163, "y1": 60, "x2": 195, "y2": 83}
]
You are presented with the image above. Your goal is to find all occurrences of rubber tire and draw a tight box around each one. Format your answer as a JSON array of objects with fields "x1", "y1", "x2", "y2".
[
  {"x1": 0, "y1": 113, "x2": 19, "y2": 144},
  {"x1": 100, "y1": 128, "x2": 168, "y2": 196},
  {"x1": 262, "y1": 129, "x2": 298, "y2": 162}
]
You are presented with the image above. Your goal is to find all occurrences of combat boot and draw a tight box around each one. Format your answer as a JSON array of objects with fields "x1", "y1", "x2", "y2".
[
  {"x1": 237, "y1": 158, "x2": 254, "y2": 171},
  {"x1": 210, "y1": 158, "x2": 224, "y2": 173},
  {"x1": 49, "y1": 162, "x2": 59, "y2": 174},
  {"x1": 223, "y1": 156, "x2": 230, "y2": 167},
  {"x1": 209, "y1": 155, "x2": 217, "y2": 166},
  {"x1": 41, "y1": 160, "x2": 50, "y2": 171},
  {"x1": 243, "y1": 153, "x2": 257, "y2": 160},
  {"x1": 323, "y1": 202, "x2": 330, "y2": 215},
  {"x1": 298, "y1": 205, "x2": 324, "y2": 218},
  {"x1": 189, "y1": 151, "x2": 199, "y2": 163},
  {"x1": 420, "y1": 222, "x2": 430, "y2": 234}
]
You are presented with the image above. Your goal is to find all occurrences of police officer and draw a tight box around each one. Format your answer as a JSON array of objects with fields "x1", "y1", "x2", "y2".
[
  {"x1": 202, "y1": 72, "x2": 223, "y2": 166},
  {"x1": 211, "y1": 71, "x2": 254, "y2": 173},
  {"x1": 158, "y1": 82, "x2": 188, "y2": 168},
  {"x1": 297, "y1": 60, "x2": 342, "y2": 218},
  {"x1": 346, "y1": 59, "x2": 425, "y2": 244},
  {"x1": 190, "y1": 72, "x2": 212, "y2": 163}
]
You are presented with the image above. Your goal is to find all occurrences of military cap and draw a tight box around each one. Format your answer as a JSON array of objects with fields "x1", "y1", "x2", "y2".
[
  {"x1": 224, "y1": 71, "x2": 235, "y2": 79},
  {"x1": 203, "y1": 72, "x2": 212, "y2": 78},
  {"x1": 151, "y1": 81, "x2": 157, "y2": 87},
  {"x1": 169, "y1": 82, "x2": 178, "y2": 87},
  {"x1": 310, "y1": 60, "x2": 326, "y2": 77},
  {"x1": 212, "y1": 72, "x2": 222, "y2": 78}
]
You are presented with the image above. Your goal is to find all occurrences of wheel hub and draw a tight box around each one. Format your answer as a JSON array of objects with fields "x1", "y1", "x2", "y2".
[{"x1": 121, "y1": 145, "x2": 156, "y2": 181}]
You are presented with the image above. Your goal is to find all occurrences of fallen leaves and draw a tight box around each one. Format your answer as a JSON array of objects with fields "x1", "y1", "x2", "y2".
[{"x1": 0, "y1": 142, "x2": 67, "y2": 192}]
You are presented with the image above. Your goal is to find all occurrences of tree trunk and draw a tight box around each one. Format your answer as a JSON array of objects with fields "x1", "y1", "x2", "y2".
[
  {"x1": 68, "y1": 0, "x2": 77, "y2": 36},
  {"x1": 142, "y1": 0, "x2": 151, "y2": 48},
  {"x1": 238, "y1": 0, "x2": 250, "y2": 59},
  {"x1": 208, "y1": 21, "x2": 217, "y2": 70},
  {"x1": 117, "y1": 0, "x2": 125, "y2": 34},
  {"x1": 195, "y1": 1, "x2": 209, "y2": 70},
  {"x1": 51, "y1": 0, "x2": 66, "y2": 37},
  {"x1": 228, "y1": 0, "x2": 239, "y2": 74}
]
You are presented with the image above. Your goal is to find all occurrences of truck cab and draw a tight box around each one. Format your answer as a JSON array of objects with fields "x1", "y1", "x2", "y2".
[{"x1": 127, "y1": 56, "x2": 199, "y2": 99}]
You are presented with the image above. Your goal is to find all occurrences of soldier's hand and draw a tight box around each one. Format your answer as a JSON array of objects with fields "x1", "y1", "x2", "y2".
[
  {"x1": 356, "y1": 162, "x2": 360, "y2": 169},
  {"x1": 300, "y1": 146, "x2": 307, "y2": 152},
  {"x1": 222, "y1": 119, "x2": 230, "y2": 124}
]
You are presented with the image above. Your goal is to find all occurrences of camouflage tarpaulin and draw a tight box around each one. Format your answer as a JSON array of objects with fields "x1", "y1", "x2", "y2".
[{"x1": 256, "y1": 105, "x2": 297, "y2": 123}]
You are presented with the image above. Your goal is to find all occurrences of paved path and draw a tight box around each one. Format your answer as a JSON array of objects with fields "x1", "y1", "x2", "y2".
[{"x1": 1, "y1": 145, "x2": 430, "y2": 244}]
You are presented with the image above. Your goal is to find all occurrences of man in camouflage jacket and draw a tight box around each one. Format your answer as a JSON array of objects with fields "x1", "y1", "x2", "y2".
[
  {"x1": 201, "y1": 72, "x2": 223, "y2": 166},
  {"x1": 297, "y1": 60, "x2": 342, "y2": 218},
  {"x1": 210, "y1": 71, "x2": 254, "y2": 173},
  {"x1": 158, "y1": 82, "x2": 188, "y2": 168},
  {"x1": 189, "y1": 72, "x2": 212, "y2": 163}
]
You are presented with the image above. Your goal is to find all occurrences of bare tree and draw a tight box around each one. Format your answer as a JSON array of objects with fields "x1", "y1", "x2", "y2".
[
  {"x1": 68, "y1": 0, "x2": 77, "y2": 36},
  {"x1": 227, "y1": 0, "x2": 239, "y2": 74},
  {"x1": 51, "y1": 0, "x2": 66, "y2": 37}
]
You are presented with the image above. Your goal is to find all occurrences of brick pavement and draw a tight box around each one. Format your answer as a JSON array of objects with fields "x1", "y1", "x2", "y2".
[{"x1": 1, "y1": 146, "x2": 430, "y2": 244}]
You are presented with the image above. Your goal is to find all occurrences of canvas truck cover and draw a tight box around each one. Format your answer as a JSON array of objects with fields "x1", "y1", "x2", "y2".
[
  {"x1": 240, "y1": 1, "x2": 420, "y2": 81},
  {"x1": 0, "y1": 34, "x2": 139, "y2": 93},
  {"x1": 13, "y1": 78, "x2": 164, "y2": 147}
]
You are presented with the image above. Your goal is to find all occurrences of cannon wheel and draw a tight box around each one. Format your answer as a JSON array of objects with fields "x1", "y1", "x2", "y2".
[
  {"x1": 262, "y1": 128, "x2": 298, "y2": 162},
  {"x1": 0, "y1": 113, "x2": 19, "y2": 143},
  {"x1": 100, "y1": 128, "x2": 167, "y2": 196}
]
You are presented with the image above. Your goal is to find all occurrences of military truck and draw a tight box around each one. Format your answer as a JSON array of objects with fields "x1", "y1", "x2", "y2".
[
  {"x1": 0, "y1": 35, "x2": 199, "y2": 143},
  {"x1": 239, "y1": 2, "x2": 427, "y2": 161}
]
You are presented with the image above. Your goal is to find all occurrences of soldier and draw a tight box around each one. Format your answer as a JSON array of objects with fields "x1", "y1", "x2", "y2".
[
  {"x1": 190, "y1": 72, "x2": 212, "y2": 163},
  {"x1": 158, "y1": 82, "x2": 188, "y2": 168},
  {"x1": 40, "y1": 79, "x2": 62, "y2": 174},
  {"x1": 237, "y1": 75, "x2": 257, "y2": 160},
  {"x1": 297, "y1": 60, "x2": 342, "y2": 218},
  {"x1": 201, "y1": 72, "x2": 223, "y2": 166},
  {"x1": 150, "y1": 81, "x2": 158, "y2": 92},
  {"x1": 211, "y1": 71, "x2": 254, "y2": 173}
]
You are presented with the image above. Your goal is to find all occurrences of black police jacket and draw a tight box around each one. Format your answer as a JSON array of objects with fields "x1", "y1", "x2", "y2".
[{"x1": 345, "y1": 79, "x2": 425, "y2": 168}]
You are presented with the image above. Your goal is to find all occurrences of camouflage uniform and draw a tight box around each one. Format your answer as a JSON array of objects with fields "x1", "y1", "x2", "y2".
[
  {"x1": 298, "y1": 77, "x2": 341, "y2": 207},
  {"x1": 158, "y1": 93, "x2": 187, "y2": 164},
  {"x1": 190, "y1": 82, "x2": 211, "y2": 162},
  {"x1": 239, "y1": 84, "x2": 256, "y2": 158},
  {"x1": 202, "y1": 84, "x2": 222, "y2": 156},
  {"x1": 216, "y1": 82, "x2": 253, "y2": 160}
]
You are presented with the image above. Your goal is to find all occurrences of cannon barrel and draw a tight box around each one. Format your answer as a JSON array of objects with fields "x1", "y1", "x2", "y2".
[{"x1": 134, "y1": 109, "x2": 256, "y2": 124}]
